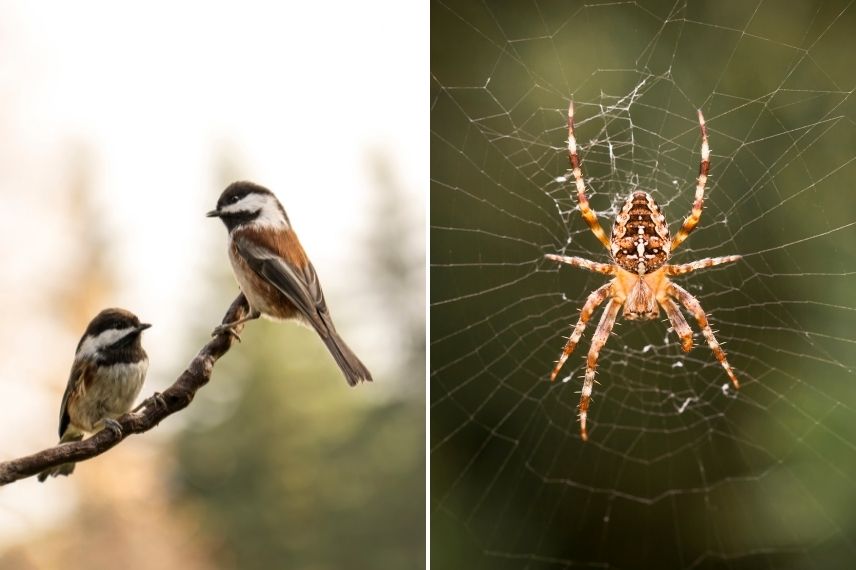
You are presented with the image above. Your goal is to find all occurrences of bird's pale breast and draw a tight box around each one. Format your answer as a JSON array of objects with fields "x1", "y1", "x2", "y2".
[{"x1": 69, "y1": 360, "x2": 147, "y2": 432}]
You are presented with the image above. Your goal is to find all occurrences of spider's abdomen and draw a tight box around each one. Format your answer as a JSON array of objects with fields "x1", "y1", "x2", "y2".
[{"x1": 611, "y1": 191, "x2": 671, "y2": 275}]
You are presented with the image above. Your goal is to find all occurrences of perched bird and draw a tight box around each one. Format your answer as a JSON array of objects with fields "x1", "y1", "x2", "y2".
[
  {"x1": 207, "y1": 181, "x2": 372, "y2": 386},
  {"x1": 38, "y1": 308, "x2": 150, "y2": 482}
]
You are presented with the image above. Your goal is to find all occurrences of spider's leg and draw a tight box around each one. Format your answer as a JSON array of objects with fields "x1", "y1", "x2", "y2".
[
  {"x1": 545, "y1": 254, "x2": 616, "y2": 275},
  {"x1": 550, "y1": 282, "x2": 613, "y2": 382},
  {"x1": 659, "y1": 297, "x2": 693, "y2": 352},
  {"x1": 666, "y1": 255, "x2": 741, "y2": 276},
  {"x1": 578, "y1": 298, "x2": 622, "y2": 441},
  {"x1": 567, "y1": 101, "x2": 611, "y2": 251},
  {"x1": 668, "y1": 283, "x2": 740, "y2": 389},
  {"x1": 671, "y1": 110, "x2": 710, "y2": 252}
]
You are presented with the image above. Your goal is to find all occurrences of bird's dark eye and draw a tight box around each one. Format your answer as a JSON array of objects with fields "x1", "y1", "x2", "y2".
[{"x1": 231, "y1": 195, "x2": 241, "y2": 203}]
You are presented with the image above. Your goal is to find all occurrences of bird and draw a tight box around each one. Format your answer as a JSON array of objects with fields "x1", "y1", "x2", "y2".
[
  {"x1": 207, "y1": 181, "x2": 372, "y2": 386},
  {"x1": 38, "y1": 308, "x2": 150, "y2": 482}
]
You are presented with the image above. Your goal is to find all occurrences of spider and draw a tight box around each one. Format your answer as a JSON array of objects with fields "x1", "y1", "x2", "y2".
[{"x1": 546, "y1": 101, "x2": 741, "y2": 441}]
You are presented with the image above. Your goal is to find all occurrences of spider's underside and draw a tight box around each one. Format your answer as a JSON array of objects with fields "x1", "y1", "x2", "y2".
[{"x1": 547, "y1": 102, "x2": 741, "y2": 441}]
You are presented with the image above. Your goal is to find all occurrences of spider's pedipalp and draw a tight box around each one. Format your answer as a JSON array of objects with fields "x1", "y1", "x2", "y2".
[
  {"x1": 579, "y1": 298, "x2": 622, "y2": 441},
  {"x1": 669, "y1": 282, "x2": 740, "y2": 389},
  {"x1": 567, "y1": 101, "x2": 611, "y2": 251},
  {"x1": 671, "y1": 110, "x2": 710, "y2": 252},
  {"x1": 550, "y1": 282, "x2": 613, "y2": 382},
  {"x1": 660, "y1": 297, "x2": 693, "y2": 352},
  {"x1": 666, "y1": 255, "x2": 741, "y2": 276}
]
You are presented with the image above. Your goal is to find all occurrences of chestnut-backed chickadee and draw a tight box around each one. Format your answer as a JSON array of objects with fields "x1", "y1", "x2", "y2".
[
  {"x1": 207, "y1": 181, "x2": 372, "y2": 386},
  {"x1": 37, "y1": 308, "x2": 150, "y2": 482}
]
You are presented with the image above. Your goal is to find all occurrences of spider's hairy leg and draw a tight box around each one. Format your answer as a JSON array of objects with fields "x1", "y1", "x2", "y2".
[
  {"x1": 545, "y1": 254, "x2": 616, "y2": 275},
  {"x1": 666, "y1": 255, "x2": 741, "y2": 276},
  {"x1": 671, "y1": 110, "x2": 710, "y2": 252},
  {"x1": 660, "y1": 297, "x2": 693, "y2": 352},
  {"x1": 549, "y1": 282, "x2": 613, "y2": 382},
  {"x1": 579, "y1": 298, "x2": 622, "y2": 441},
  {"x1": 668, "y1": 282, "x2": 740, "y2": 389},
  {"x1": 566, "y1": 101, "x2": 611, "y2": 251}
]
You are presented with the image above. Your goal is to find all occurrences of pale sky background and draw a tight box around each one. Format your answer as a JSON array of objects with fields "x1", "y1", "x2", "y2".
[{"x1": 0, "y1": 0, "x2": 426, "y2": 544}]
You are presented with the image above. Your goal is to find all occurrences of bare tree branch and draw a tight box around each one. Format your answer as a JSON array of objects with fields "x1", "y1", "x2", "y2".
[{"x1": 0, "y1": 294, "x2": 251, "y2": 485}]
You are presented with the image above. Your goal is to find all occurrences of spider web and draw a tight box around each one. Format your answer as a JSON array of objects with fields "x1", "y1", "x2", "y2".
[{"x1": 430, "y1": 1, "x2": 856, "y2": 568}]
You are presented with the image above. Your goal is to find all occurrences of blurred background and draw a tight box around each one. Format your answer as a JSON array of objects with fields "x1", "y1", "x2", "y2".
[
  {"x1": 0, "y1": 2, "x2": 425, "y2": 569},
  {"x1": 432, "y1": 1, "x2": 856, "y2": 568}
]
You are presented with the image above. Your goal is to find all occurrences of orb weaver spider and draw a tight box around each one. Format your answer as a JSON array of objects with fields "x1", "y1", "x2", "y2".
[{"x1": 547, "y1": 102, "x2": 741, "y2": 441}]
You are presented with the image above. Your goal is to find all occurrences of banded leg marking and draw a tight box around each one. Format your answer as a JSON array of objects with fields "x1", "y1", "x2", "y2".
[
  {"x1": 567, "y1": 101, "x2": 611, "y2": 251},
  {"x1": 549, "y1": 282, "x2": 613, "y2": 382},
  {"x1": 666, "y1": 255, "x2": 741, "y2": 276},
  {"x1": 578, "y1": 298, "x2": 622, "y2": 441},
  {"x1": 669, "y1": 283, "x2": 740, "y2": 389},
  {"x1": 672, "y1": 110, "x2": 710, "y2": 252},
  {"x1": 545, "y1": 254, "x2": 616, "y2": 275}
]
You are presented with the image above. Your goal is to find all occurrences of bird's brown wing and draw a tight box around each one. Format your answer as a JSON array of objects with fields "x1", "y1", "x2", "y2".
[
  {"x1": 233, "y1": 235, "x2": 331, "y2": 334},
  {"x1": 234, "y1": 234, "x2": 371, "y2": 385},
  {"x1": 57, "y1": 359, "x2": 90, "y2": 439}
]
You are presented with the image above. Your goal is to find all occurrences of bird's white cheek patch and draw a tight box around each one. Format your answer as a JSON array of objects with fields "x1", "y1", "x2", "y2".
[
  {"x1": 254, "y1": 202, "x2": 289, "y2": 229},
  {"x1": 78, "y1": 328, "x2": 137, "y2": 357},
  {"x1": 222, "y1": 194, "x2": 289, "y2": 229}
]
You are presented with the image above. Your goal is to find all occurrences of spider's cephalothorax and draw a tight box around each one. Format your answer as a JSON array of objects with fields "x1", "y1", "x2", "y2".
[{"x1": 546, "y1": 102, "x2": 741, "y2": 441}]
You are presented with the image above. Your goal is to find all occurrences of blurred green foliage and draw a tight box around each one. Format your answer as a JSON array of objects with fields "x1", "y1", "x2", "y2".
[{"x1": 176, "y1": 325, "x2": 423, "y2": 570}]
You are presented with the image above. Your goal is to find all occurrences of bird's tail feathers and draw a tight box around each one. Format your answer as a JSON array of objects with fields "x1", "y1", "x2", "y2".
[
  {"x1": 37, "y1": 431, "x2": 83, "y2": 483},
  {"x1": 322, "y1": 330, "x2": 372, "y2": 387}
]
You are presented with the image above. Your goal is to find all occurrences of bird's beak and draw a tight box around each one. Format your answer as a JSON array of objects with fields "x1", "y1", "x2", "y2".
[
  {"x1": 206, "y1": 209, "x2": 221, "y2": 218},
  {"x1": 137, "y1": 323, "x2": 152, "y2": 331}
]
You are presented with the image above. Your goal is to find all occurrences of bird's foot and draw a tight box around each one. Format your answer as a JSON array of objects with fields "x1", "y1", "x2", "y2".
[
  {"x1": 211, "y1": 323, "x2": 242, "y2": 342},
  {"x1": 133, "y1": 391, "x2": 166, "y2": 413},
  {"x1": 99, "y1": 418, "x2": 123, "y2": 437}
]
